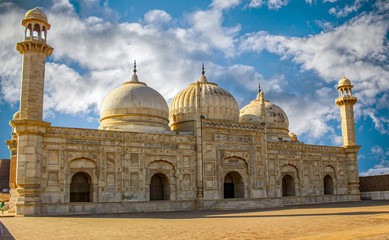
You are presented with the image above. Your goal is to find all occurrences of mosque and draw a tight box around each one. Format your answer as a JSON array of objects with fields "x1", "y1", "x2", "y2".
[{"x1": 5, "y1": 8, "x2": 361, "y2": 216}]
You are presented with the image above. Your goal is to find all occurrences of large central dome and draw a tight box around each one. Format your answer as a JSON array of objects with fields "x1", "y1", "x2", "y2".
[
  {"x1": 99, "y1": 64, "x2": 169, "y2": 133},
  {"x1": 169, "y1": 66, "x2": 239, "y2": 132}
]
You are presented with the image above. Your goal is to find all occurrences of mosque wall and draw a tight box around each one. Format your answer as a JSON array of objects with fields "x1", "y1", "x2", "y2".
[
  {"x1": 200, "y1": 119, "x2": 267, "y2": 200},
  {"x1": 39, "y1": 126, "x2": 197, "y2": 205},
  {"x1": 267, "y1": 142, "x2": 351, "y2": 198}
]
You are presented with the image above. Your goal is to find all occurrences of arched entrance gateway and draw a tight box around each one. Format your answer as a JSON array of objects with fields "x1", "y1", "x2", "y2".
[
  {"x1": 223, "y1": 172, "x2": 244, "y2": 199},
  {"x1": 282, "y1": 174, "x2": 296, "y2": 196},
  {"x1": 150, "y1": 173, "x2": 170, "y2": 200},
  {"x1": 70, "y1": 172, "x2": 91, "y2": 202},
  {"x1": 324, "y1": 175, "x2": 334, "y2": 195}
]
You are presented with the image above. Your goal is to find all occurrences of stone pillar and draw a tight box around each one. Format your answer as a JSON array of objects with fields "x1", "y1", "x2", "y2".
[
  {"x1": 335, "y1": 77, "x2": 360, "y2": 199},
  {"x1": 5, "y1": 139, "x2": 18, "y2": 213},
  {"x1": 10, "y1": 7, "x2": 53, "y2": 216},
  {"x1": 343, "y1": 145, "x2": 361, "y2": 200}
]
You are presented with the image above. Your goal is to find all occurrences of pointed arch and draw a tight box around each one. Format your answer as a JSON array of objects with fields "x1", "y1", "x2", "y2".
[
  {"x1": 33, "y1": 23, "x2": 40, "y2": 38},
  {"x1": 150, "y1": 173, "x2": 170, "y2": 200},
  {"x1": 282, "y1": 174, "x2": 296, "y2": 196},
  {"x1": 223, "y1": 171, "x2": 244, "y2": 199},
  {"x1": 70, "y1": 172, "x2": 91, "y2": 202},
  {"x1": 324, "y1": 175, "x2": 334, "y2": 195}
]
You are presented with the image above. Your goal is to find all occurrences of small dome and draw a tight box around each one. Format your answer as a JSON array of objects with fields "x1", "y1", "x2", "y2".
[
  {"x1": 240, "y1": 90, "x2": 290, "y2": 141},
  {"x1": 289, "y1": 132, "x2": 298, "y2": 142},
  {"x1": 239, "y1": 92, "x2": 263, "y2": 124},
  {"x1": 264, "y1": 100, "x2": 289, "y2": 130},
  {"x1": 169, "y1": 66, "x2": 239, "y2": 132},
  {"x1": 100, "y1": 64, "x2": 169, "y2": 133},
  {"x1": 338, "y1": 77, "x2": 351, "y2": 87},
  {"x1": 25, "y1": 7, "x2": 47, "y2": 22},
  {"x1": 239, "y1": 95, "x2": 288, "y2": 130},
  {"x1": 13, "y1": 111, "x2": 20, "y2": 120}
]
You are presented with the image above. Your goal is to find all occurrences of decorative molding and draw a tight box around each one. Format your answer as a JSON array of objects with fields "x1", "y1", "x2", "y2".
[
  {"x1": 16, "y1": 41, "x2": 53, "y2": 57},
  {"x1": 203, "y1": 120, "x2": 264, "y2": 131},
  {"x1": 268, "y1": 142, "x2": 344, "y2": 153}
]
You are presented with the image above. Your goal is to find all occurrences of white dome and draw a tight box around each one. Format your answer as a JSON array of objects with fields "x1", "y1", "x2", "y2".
[
  {"x1": 25, "y1": 7, "x2": 47, "y2": 22},
  {"x1": 239, "y1": 93, "x2": 263, "y2": 124},
  {"x1": 99, "y1": 69, "x2": 169, "y2": 133},
  {"x1": 240, "y1": 91, "x2": 290, "y2": 141},
  {"x1": 264, "y1": 100, "x2": 289, "y2": 131},
  {"x1": 338, "y1": 77, "x2": 352, "y2": 87},
  {"x1": 169, "y1": 70, "x2": 239, "y2": 132}
]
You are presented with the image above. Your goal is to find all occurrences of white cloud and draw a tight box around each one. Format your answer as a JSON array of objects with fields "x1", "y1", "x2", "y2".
[
  {"x1": 359, "y1": 145, "x2": 389, "y2": 176},
  {"x1": 0, "y1": 1, "x2": 243, "y2": 117},
  {"x1": 0, "y1": 2, "x2": 24, "y2": 104},
  {"x1": 0, "y1": 0, "x2": 387, "y2": 146},
  {"x1": 314, "y1": 20, "x2": 334, "y2": 31},
  {"x1": 211, "y1": 0, "x2": 241, "y2": 10},
  {"x1": 329, "y1": 0, "x2": 369, "y2": 18},
  {"x1": 363, "y1": 110, "x2": 389, "y2": 135},
  {"x1": 323, "y1": 0, "x2": 337, "y2": 3},
  {"x1": 249, "y1": 0, "x2": 289, "y2": 10},
  {"x1": 249, "y1": 0, "x2": 266, "y2": 8},
  {"x1": 144, "y1": 10, "x2": 172, "y2": 24},
  {"x1": 188, "y1": 9, "x2": 240, "y2": 57},
  {"x1": 240, "y1": 8, "x2": 389, "y2": 136}
]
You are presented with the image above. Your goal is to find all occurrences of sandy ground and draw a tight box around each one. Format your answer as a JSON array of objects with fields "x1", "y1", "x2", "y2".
[{"x1": 1, "y1": 200, "x2": 389, "y2": 240}]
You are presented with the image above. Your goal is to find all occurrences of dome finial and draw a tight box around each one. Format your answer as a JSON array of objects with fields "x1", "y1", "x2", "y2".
[
  {"x1": 131, "y1": 60, "x2": 139, "y2": 82},
  {"x1": 199, "y1": 62, "x2": 208, "y2": 82},
  {"x1": 255, "y1": 82, "x2": 262, "y2": 101}
]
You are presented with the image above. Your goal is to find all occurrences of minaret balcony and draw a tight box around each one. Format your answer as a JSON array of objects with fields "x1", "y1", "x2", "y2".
[{"x1": 335, "y1": 95, "x2": 357, "y2": 106}]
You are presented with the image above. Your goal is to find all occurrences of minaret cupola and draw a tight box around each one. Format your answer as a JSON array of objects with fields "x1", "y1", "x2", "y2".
[{"x1": 22, "y1": 7, "x2": 51, "y2": 43}]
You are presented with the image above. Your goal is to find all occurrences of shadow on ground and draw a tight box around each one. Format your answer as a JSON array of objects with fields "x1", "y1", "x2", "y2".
[
  {"x1": 0, "y1": 221, "x2": 15, "y2": 240},
  {"x1": 34, "y1": 200, "x2": 389, "y2": 220}
]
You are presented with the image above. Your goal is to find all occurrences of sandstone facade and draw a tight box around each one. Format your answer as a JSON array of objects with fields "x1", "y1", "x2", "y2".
[{"x1": 5, "y1": 8, "x2": 361, "y2": 216}]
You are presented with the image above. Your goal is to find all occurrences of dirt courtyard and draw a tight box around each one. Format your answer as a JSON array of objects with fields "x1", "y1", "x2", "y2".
[{"x1": 1, "y1": 200, "x2": 389, "y2": 240}]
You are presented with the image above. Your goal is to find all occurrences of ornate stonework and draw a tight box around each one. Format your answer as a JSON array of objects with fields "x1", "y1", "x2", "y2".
[{"x1": 6, "y1": 8, "x2": 361, "y2": 216}]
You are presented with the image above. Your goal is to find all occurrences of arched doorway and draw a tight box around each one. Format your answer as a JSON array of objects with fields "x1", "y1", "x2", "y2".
[
  {"x1": 70, "y1": 172, "x2": 91, "y2": 202},
  {"x1": 223, "y1": 172, "x2": 244, "y2": 199},
  {"x1": 282, "y1": 174, "x2": 296, "y2": 196},
  {"x1": 150, "y1": 173, "x2": 169, "y2": 200},
  {"x1": 324, "y1": 175, "x2": 334, "y2": 195}
]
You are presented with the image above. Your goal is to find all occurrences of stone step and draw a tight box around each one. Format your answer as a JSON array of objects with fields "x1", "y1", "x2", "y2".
[{"x1": 211, "y1": 199, "x2": 279, "y2": 210}]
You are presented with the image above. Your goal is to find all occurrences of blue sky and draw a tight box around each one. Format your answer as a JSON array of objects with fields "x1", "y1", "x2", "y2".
[{"x1": 0, "y1": 0, "x2": 388, "y2": 176}]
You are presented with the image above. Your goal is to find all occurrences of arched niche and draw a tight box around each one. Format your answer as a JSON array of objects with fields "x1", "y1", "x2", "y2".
[
  {"x1": 223, "y1": 171, "x2": 244, "y2": 199},
  {"x1": 146, "y1": 160, "x2": 176, "y2": 201},
  {"x1": 282, "y1": 174, "x2": 296, "y2": 196},
  {"x1": 150, "y1": 173, "x2": 170, "y2": 201},
  {"x1": 221, "y1": 157, "x2": 249, "y2": 199},
  {"x1": 323, "y1": 165, "x2": 336, "y2": 195},
  {"x1": 68, "y1": 158, "x2": 98, "y2": 203},
  {"x1": 70, "y1": 172, "x2": 91, "y2": 202},
  {"x1": 324, "y1": 175, "x2": 334, "y2": 195},
  {"x1": 281, "y1": 164, "x2": 299, "y2": 197}
]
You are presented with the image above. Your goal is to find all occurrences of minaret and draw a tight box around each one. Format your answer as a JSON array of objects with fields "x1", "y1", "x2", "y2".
[
  {"x1": 335, "y1": 77, "x2": 357, "y2": 146},
  {"x1": 16, "y1": 7, "x2": 53, "y2": 120},
  {"x1": 335, "y1": 77, "x2": 360, "y2": 199},
  {"x1": 10, "y1": 7, "x2": 53, "y2": 216}
]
